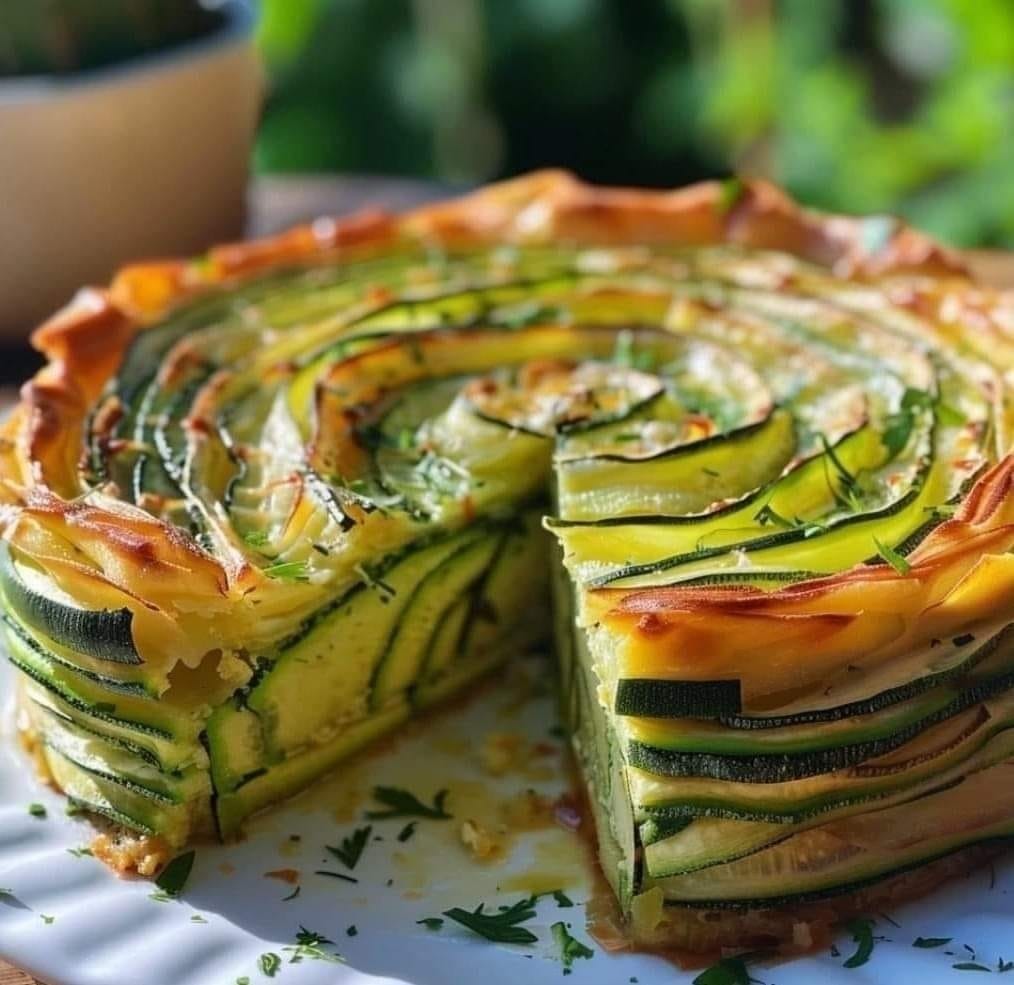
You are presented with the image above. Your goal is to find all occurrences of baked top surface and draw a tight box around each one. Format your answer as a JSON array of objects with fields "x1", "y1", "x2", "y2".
[
  {"x1": 1, "y1": 171, "x2": 1013, "y2": 962},
  {"x1": 3, "y1": 171, "x2": 1011, "y2": 693}
]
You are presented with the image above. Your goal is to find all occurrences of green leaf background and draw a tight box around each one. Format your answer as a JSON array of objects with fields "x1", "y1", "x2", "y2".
[
  {"x1": 255, "y1": 0, "x2": 1014, "y2": 247},
  {"x1": 5, "y1": 0, "x2": 1014, "y2": 245}
]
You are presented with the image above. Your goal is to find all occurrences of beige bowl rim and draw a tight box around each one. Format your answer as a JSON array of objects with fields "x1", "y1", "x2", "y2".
[{"x1": 0, "y1": 0, "x2": 257, "y2": 105}]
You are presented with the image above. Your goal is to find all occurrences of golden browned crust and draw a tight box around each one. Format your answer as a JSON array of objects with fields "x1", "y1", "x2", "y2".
[
  {"x1": 1, "y1": 169, "x2": 1010, "y2": 686},
  {"x1": 12, "y1": 172, "x2": 976, "y2": 493},
  {"x1": 1, "y1": 170, "x2": 999, "y2": 566},
  {"x1": 0, "y1": 169, "x2": 1007, "y2": 698},
  {"x1": 90, "y1": 831, "x2": 171, "y2": 878},
  {"x1": 2, "y1": 173, "x2": 1013, "y2": 929}
]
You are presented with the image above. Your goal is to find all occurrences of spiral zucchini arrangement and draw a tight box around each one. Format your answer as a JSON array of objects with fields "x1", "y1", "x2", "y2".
[{"x1": 2, "y1": 172, "x2": 1013, "y2": 949}]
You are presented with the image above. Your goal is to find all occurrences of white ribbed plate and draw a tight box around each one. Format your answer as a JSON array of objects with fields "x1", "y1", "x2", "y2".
[{"x1": 1, "y1": 654, "x2": 1012, "y2": 985}]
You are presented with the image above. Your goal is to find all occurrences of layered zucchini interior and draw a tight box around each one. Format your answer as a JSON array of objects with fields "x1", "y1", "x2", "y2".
[{"x1": 3, "y1": 239, "x2": 1013, "y2": 942}]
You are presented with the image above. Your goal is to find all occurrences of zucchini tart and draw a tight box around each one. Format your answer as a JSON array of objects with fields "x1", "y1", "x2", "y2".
[{"x1": 2, "y1": 172, "x2": 1013, "y2": 953}]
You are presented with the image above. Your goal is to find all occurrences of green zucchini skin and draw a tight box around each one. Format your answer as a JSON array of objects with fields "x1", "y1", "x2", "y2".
[
  {"x1": 638, "y1": 790, "x2": 916, "y2": 826},
  {"x1": 627, "y1": 669, "x2": 1014, "y2": 782},
  {"x1": 631, "y1": 710, "x2": 1014, "y2": 825},
  {"x1": 639, "y1": 814, "x2": 696, "y2": 846},
  {"x1": 559, "y1": 411, "x2": 775, "y2": 467},
  {"x1": 590, "y1": 452, "x2": 933, "y2": 590},
  {"x1": 617, "y1": 624, "x2": 1012, "y2": 726},
  {"x1": 40, "y1": 741, "x2": 178, "y2": 806},
  {"x1": 1, "y1": 611, "x2": 164, "y2": 702},
  {"x1": 369, "y1": 531, "x2": 502, "y2": 708},
  {"x1": 7, "y1": 645, "x2": 173, "y2": 742},
  {"x1": 659, "y1": 835, "x2": 1014, "y2": 910},
  {"x1": 0, "y1": 544, "x2": 141, "y2": 666},
  {"x1": 615, "y1": 678, "x2": 743, "y2": 718},
  {"x1": 4, "y1": 224, "x2": 1000, "y2": 923},
  {"x1": 29, "y1": 697, "x2": 166, "y2": 771},
  {"x1": 64, "y1": 797, "x2": 156, "y2": 836}
]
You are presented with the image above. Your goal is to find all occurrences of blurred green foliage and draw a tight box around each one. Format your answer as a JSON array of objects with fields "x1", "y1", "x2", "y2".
[{"x1": 257, "y1": 0, "x2": 1011, "y2": 247}]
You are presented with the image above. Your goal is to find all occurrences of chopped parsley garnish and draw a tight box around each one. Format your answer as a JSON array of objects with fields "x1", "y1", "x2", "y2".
[
  {"x1": 40, "y1": 914, "x2": 54, "y2": 925},
  {"x1": 236, "y1": 979, "x2": 250, "y2": 985},
  {"x1": 953, "y1": 963, "x2": 992, "y2": 972},
  {"x1": 366, "y1": 786, "x2": 452, "y2": 820},
  {"x1": 154, "y1": 851, "x2": 195, "y2": 898},
  {"x1": 913, "y1": 937, "x2": 953, "y2": 948},
  {"x1": 326, "y1": 825, "x2": 372, "y2": 870},
  {"x1": 412, "y1": 450, "x2": 471, "y2": 497},
  {"x1": 27, "y1": 802, "x2": 47, "y2": 819},
  {"x1": 552, "y1": 889, "x2": 574, "y2": 908},
  {"x1": 551, "y1": 921, "x2": 594, "y2": 972},
  {"x1": 66, "y1": 847, "x2": 93, "y2": 858},
  {"x1": 692, "y1": 956, "x2": 758, "y2": 985},
  {"x1": 346, "y1": 925, "x2": 358, "y2": 937},
  {"x1": 242, "y1": 530, "x2": 269, "y2": 547},
  {"x1": 881, "y1": 386, "x2": 952, "y2": 458},
  {"x1": 612, "y1": 331, "x2": 636, "y2": 368},
  {"x1": 263, "y1": 560, "x2": 310, "y2": 582},
  {"x1": 754, "y1": 504, "x2": 798, "y2": 529},
  {"x1": 717, "y1": 176, "x2": 746, "y2": 215},
  {"x1": 397, "y1": 822, "x2": 417, "y2": 843},
  {"x1": 281, "y1": 886, "x2": 301, "y2": 902},
  {"x1": 937, "y1": 401, "x2": 966, "y2": 427},
  {"x1": 315, "y1": 870, "x2": 358, "y2": 884},
  {"x1": 283, "y1": 926, "x2": 344, "y2": 964},
  {"x1": 881, "y1": 412, "x2": 914, "y2": 458},
  {"x1": 873, "y1": 536, "x2": 911, "y2": 575},
  {"x1": 612, "y1": 330, "x2": 656, "y2": 371},
  {"x1": 904, "y1": 386, "x2": 933, "y2": 411},
  {"x1": 190, "y1": 915, "x2": 207, "y2": 923},
  {"x1": 820, "y1": 433, "x2": 862, "y2": 511},
  {"x1": 417, "y1": 917, "x2": 444, "y2": 931},
  {"x1": 259, "y1": 952, "x2": 281, "y2": 977},
  {"x1": 442, "y1": 896, "x2": 539, "y2": 944},
  {"x1": 842, "y1": 917, "x2": 876, "y2": 969}
]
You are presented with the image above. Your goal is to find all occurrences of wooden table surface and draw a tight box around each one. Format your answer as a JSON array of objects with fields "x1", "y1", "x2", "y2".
[{"x1": 1, "y1": 175, "x2": 1013, "y2": 985}]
